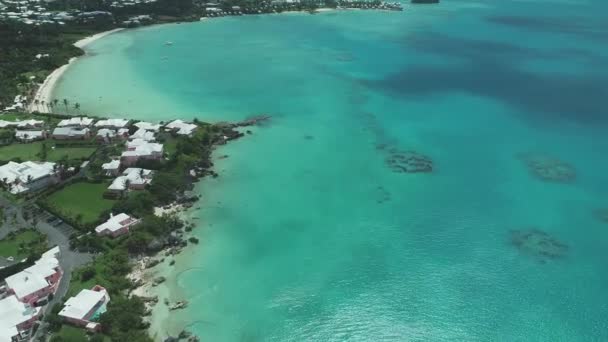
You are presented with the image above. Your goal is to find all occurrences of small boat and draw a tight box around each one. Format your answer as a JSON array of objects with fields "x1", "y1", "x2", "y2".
[{"x1": 165, "y1": 41, "x2": 173, "y2": 46}]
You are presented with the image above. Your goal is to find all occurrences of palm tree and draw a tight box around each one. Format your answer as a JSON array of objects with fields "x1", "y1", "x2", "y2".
[
  {"x1": 63, "y1": 99, "x2": 69, "y2": 113},
  {"x1": 74, "y1": 102, "x2": 81, "y2": 113},
  {"x1": 34, "y1": 99, "x2": 39, "y2": 111},
  {"x1": 53, "y1": 99, "x2": 59, "y2": 109}
]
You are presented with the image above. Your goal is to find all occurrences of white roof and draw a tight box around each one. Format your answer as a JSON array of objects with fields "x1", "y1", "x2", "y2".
[
  {"x1": 0, "y1": 119, "x2": 43, "y2": 128},
  {"x1": 0, "y1": 296, "x2": 40, "y2": 341},
  {"x1": 95, "y1": 213, "x2": 139, "y2": 234},
  {"x1": 134, "y1": 121, "x2": 161, "y2": 131},
  {"x1": 58, "y1": 288, "x2": 108, "y2": 320},
  {"x1": 102, "y1": 160, "x2": 120, "y2": 170},
  {"x1": 0, "y1": 161, "x2": 56, "y2": 194},
  {"x1": 96, "y1": 128, "x2": 116, "y2": 137},
  {"x1": 165, "y1": 120, "x2": 197, "y2": 135},
  {"x1": 122, "y1": 141, "x2": 163, "y2": 158},
  {"x1": 130, "y1": 128, "x2": 155, "y2": 141},
  {"x1": 5, "y1": 249, "x2": 60, "y2": 299},
  {"x1": 15, "y1": 130, "x2": 45, "y2": 139},
  {"x1": 94, "y1": 118, "x2": 129, "y2": 128},
  {"x1": 53, "y1": 127, "x2": 90, "y2": 136},
  {"x1": 57, "y1": 117, "x2": 94, "y2": 127},
  {"x1": 108, "y1": 168, "x2": 152, "y2": 191}
]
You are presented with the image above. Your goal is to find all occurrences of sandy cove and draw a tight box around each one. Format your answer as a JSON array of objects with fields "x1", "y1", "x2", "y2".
[{"x1": 29, "y1": 28, "x2": 124, "y2": 113}]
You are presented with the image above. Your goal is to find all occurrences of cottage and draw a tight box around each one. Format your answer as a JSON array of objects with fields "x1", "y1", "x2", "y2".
[
  {"x1": 0, "y1": 119, "x2": 43, "y2": 129},
  {"x1": 57, "y1": 117, "x2": 94, "y2": 127},
  {"x1": 4, "y1": 248, "x2": 62, "y2": 306},
  {"x1": 165, "y1": 120, "x2": 197, "y2": 136},
  {"x1": 130, "y1": 128, "x2": 155, "y2": 141},
  {"x1": 58, "y1": 285, "x2": 110, "y2": 333},
  {"x1": 15, "y1": 130, "x2": 46, "y2": 142},
  {"x1": 134, "y1": 121, "x2": 161, "y2": 132},
  {"x1": 101, "y1": 160, "x2": 120, "y2": 176},
  {"x1": 94, "y1": 118, "x2": 130, "y2": 129},
  {"x1": 94, "y1": 213, "x2": 141, "y2": 237},
  {"x1": 107, "y1": 167, "x2": 153, "y2": 195},
  {"x1": 120, "y1": 140, "x2": 163, "y2": 166},
  {"x1": 96, "y1": 128, "x2": 116, "y2": 143},
  {"x1": 0, "y1": 161, "x2": 58, "y2": 194},
  {"x1": 52, "y1": 127, "x2": 91, "y2": 140},
  {"x1": 0, "y1": 295, "x2": 42, "y2": 342}
]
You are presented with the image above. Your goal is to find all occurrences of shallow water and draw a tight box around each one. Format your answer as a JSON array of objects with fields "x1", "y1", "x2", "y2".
[{"x1": 55, "y1": 0, "x2": 608, "y2": 340}]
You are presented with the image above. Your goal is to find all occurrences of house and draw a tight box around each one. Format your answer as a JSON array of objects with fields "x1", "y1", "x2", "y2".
[
  {"x1": 107, "y1": 168, "x2": 153, "y2": 195},
  {"x1": 0, "y1": 295, "x2": 42, "y2": 342},
  {"x1": 120, "y1": 140, "x2": 163, "y2": 167},
  {"x1": 58, "y1": 285, "x2": 110, "y2": 333},
  {"x1": 4, "y1": 247, "x2": 62, "y2": 306},
  {"x1": 15, "y1": 130, "x2": 46, "y2": 142},
  {"x1": 129, "y1": 128, "x2": 155, "y2": 141},
  {"x1": 96, "y1": 128, "x2": 116, "y2": 143},
  {"x1": 101, "y1": 160, "x2": 120, "y2": 176},
  {"x1": 0, "y1": 161, "x2": 58, "y2": 194},
  {"x1": 94, "y1": 119, "x2": 130, "y2": 129},
  {"x1": 134, "y1": 121, "x2": 161, "y2": 132},
  {"x1": 0, "y1": 119, "x2": 43, "y2": 129},
  {"x1": 57, "y1": 117, "x2": 94, "y2": 127},
  {"x1": 117, "y1": 128, "x2": 130, "y2": 138},
  {"x1": 94, "y1": 213, "x2": 141, "y2": 237},
  {"x1": 52, "y1": 127, "x2": 91, "y2": 140},
  {"x1": 165, "y1": 120, "x2": 197, "y2": 136}
]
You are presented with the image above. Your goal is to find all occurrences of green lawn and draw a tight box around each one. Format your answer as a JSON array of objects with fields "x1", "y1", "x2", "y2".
[
  {"x1": 42, "y1": 181, "x2": 115, "y2": 225},
  {"x1": 0, "y1": 229, "x2": 47, "y2": 258},
  {"x1": 0, "y1": 141, "x2": 97, "y2": 162},
  {"x1": 53, "y1": 325, "x2": 89, "y2": 342}
]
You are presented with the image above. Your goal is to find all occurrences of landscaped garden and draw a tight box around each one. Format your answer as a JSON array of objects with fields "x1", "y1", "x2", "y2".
[
  {"x1": 0, "y1": 228, "x2": 47, "y2": 259},
  {"x1": 0, "y1": 140, "x2": 97, "y2": 162}
]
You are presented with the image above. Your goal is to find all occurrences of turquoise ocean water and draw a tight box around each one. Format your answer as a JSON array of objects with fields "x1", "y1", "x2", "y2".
[{"x1": 54, "y1": 0, "x2": 608, "y2": 340}]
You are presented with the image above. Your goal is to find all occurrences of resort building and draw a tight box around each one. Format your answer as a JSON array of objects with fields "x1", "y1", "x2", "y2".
[
  {"x1": 94, "y1": 213, "x2": 141, "y2": 237},
  {"x1": 101, "y1": 160, "x2": 121, "y2": 176},
  {"x1": 130, "y1": 128, "x2": 155, "y2": 141},
  {"x1": 0, "y1": 161, "x2": 58, "y2": 194},
  {"x1": 117, "y1": 128, "x2": 130, "y2": 138},
  {"x1": 58, "y1": 285, "x2": 110, "y2": 333},
  {"x1": 134, "y1": 121, "x2": 161, "y2": 132},
  {"x1": 57, "y1": 117, "x2": 94, "y2": 127},
  {"x1": 0, "y1": 295, "x2": 42, "y2": 342},
  {"x1": 96, "y1": 128, "x2": 116, "y2": 143},
  {"x1": 3, "y1": 247, "x2": 62, "y2": 306},
  {"x1": 94, "y1": 118, "x2": 130, "y2": 129},
  {"x1": 107, "y1": 168, "x2": 153, "y2": 195},
  {"x1": 52, "y1": 127, "x2": 91, "y2": 140},
  {"x1": 120, "y1": 139, "x2": 163, "y2": 166},
  {"x1": 165, "y1": 120, "x2": 197, "y2": 136},
  {"x1": 0, "y1": 119, "x2": 43, "y2": 129},
  {"x1": 15, "y1": 130, "x2": 46, "y2": 142}
]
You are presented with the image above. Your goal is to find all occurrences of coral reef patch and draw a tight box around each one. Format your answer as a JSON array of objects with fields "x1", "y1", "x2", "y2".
[
  {"x1": 510, "y1": 228, "x2": 568, "y2": 263},
  {"x1": 385, "y1": 149, "x2": 433, "y2": 173},
  {"x1": 518, "y1": 153, "x2": 576, "y2": 183}
]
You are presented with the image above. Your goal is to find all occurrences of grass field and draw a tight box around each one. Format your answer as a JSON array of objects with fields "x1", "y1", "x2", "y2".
[
  {"x1": 0, "y1": 141, "x2": 97, "y2": 162},
  {"x1": 53, "y1": 325, "x2": 89, "y2": 342},
  {"x1": 0, "y1": 229, "x2": 47, "y2": 258},
  {"x1": 42, "y1": 181, "x2": 115, "y2": 225}
]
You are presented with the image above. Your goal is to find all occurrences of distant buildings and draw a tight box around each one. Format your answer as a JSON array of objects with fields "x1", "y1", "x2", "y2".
[
  {"x1": 0, "y1": 295, "x2": 41, "y2": 342},
  {"x1": 107, "y1": 167, "x2": 153, "y2": 195},
  {"x1": 94, "y1": 213, "x2": 141, "y2": 237},
  {"x1": 94, "y1": 118, "x2": 130, "y2": 129},
  {"x1": 52, "y1": 127, "x2": 91, "y2": 140},
  {"x1": 165, "y1": 120, "x2": 197, "y2": 136},
  {"x1": 58, "y1": 285, "x2": 110, "y2": 333},
  {"x1": 101, "y1": 160, "x2": 121, "y2": 176},
  {"x1": 0, "y1": 161, "x2": 58, "y2": 194},
  {"x1": 15, "y1": 130, "x2": 46, "y2": 142},
  {"x1": 57, "y1": 117, "x2": 94, "y2": 127},
  {"x1": 120, "y1": 139, "x2": 163, "y2": 166}
]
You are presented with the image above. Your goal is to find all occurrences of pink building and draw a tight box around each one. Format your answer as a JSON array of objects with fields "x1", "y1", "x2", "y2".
[
  {"x1": 120, "y1": 139, "x2": 163, "y2": 167},
  {"x1": 4, "y1": 248, "x2": 62, "y2": 306},
  {"x1": 0, "y1": 295, "x2": 42, "y2": 341},
  {"x1": 58, "y1": 285, "x2": 110, "y2": 333},
  {"x1": 94, "y1": 213, "x2": 141, "y2": 238}
]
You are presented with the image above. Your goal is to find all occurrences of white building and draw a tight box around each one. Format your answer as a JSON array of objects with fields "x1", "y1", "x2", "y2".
[
  {"x1": 165, "y1": 120, "x2": 197, "y2": 136},
  {"x1": 57, "y1": 117, "x2": 94, "y2": 127},
  {"x1": 0, "y1": 295, "x2": 41, "y2": 342},
  {"x1": 52, "y1": 127, "x2": 91, "y2": 140},
  {"x1": 96, "y1": 128, "x2": 116, "y2": 143},
  {"x1": 0, "y1": 119, "x2": 43, "y2": 129},
  {"x1": 94, "y1": 119, "x2": 129, "y2": 129},
  {"x1": 107, "y1": 168, "x2": 153, "y2": 193},
  {"x1": 120, "y1": 140, "x2": 163, "y2": 166},
  {"x1": 0, "y1": 161, "x2": 57, "y2": 194},
  {"x1": 58, "y1": 285, "x2": 110, "y2": 333},
  {"x1": 134, "y1": 121, "x2": 161, "y2": 132},
  {"x1": 129, "y1": 128, "x2": 155, "y2": 141},
  {"x1": 94, "y1": 213, "x2": 141, "y2": 237},
  {"x1": 15, "y1": 130, "x2": 46, "y2": 142},
  {"x1": 101, "y1": 160, "x2": 120, "y2": 176}
]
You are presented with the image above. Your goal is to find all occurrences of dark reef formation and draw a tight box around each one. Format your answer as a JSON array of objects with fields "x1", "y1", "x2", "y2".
[
  {"x1": 510, "y1": 228, "x2": 568, "y2": 262},
  {"x1": 375, "y1": 186, "x2": 391, "y2": 204},
  {"x1": 593, "y1": 208, "x2": 608, "y2": 223},
  {"x1": 518, "y1": 153, "x2": 576, "y2": 183},
  {"x1": 385, "y1": 149, "x2": 433, "y2": 173}
]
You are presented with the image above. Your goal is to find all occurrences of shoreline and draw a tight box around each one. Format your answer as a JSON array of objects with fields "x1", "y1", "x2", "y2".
[{"x1": 28, "y1": 28, "x2": 125, "y2": 113}]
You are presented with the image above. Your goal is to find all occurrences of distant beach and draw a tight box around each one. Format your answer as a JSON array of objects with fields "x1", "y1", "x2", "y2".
[{"x1": 28, "y1": 28, "x2": 124, "y2": 113}]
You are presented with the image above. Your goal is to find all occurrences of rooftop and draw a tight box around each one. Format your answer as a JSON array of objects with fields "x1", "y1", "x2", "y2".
[
  {"x1": 165, "y1": 120, "x2": 197, "y2": 135},
  {"x1": 94, "y1": 213, "x2": 139, "y2": 234},
  {"x1": 94, "y1": 118, "x2": 129, "y2": 128},
  {"x1": 0, "y1": 295, "x2": 40, "y2": 341},
  {"x1": 57, "y1": 117, "x2": 94, "y2": 127},
  {"x1": 58, "y1": 287, "x2": 109, "y2": 321}
]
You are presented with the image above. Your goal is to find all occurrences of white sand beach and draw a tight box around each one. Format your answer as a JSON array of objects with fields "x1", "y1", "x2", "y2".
[{"x1": 29, "y1": 28, "x2": 124, "y2": 113}]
